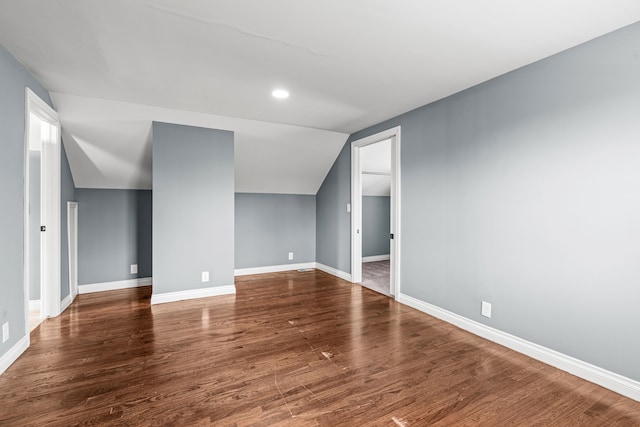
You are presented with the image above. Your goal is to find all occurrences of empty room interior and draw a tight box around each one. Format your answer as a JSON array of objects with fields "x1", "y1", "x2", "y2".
[{"x1": 1, "y1": 1, "x2": 640, "y2": 425}]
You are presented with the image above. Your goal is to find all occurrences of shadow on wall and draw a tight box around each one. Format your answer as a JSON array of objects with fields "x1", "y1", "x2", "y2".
[{"x1": 136, "y1": 191, "x2": 153, "y2": 278}]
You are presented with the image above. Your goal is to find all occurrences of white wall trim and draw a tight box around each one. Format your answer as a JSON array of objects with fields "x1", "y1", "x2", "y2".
[
  {"x1": 78, "y1": 277, "x2": 152, "y2": 294},
  {"x1": 362, "y1": 254, "x2": 390, "y2": 263},
  {"x1": 151, "y1": 285, "x2": 236, "y2": 305},
  {"x1": 60, "y1": 293, "x2": 73, "y2": 313},
  {"x1": 315, "y1": 263, "x2": 352, "y2": 282},
  {"x1": 398, "y1": 293, "x2": 640, "y2": 402},
  {"x1": 0, "y1": 335, "x2": 29, "y2": 376},
  {"x1": 235, "y1": 262, "x2": 316, "y2": 276},
  {"x1": 28, "y1": 300, "x2": 41, "y2": 311}
]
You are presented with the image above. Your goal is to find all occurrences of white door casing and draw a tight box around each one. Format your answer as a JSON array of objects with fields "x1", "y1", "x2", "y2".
[
  {"x1": 68, "y1": 202, "x2": 78, "y2": 299},
  {"x1": 351, "y1": 126, "x2": 401, "y2": 297},
  {"x1": 24, "y1": 88, "x2": 61, "y2": 335}
]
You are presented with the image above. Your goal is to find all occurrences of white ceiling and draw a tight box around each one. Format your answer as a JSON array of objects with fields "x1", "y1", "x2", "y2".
[
  {"x1": 361, "y1": 139, "x2": 391, "y2": 196},
  {"x1": 1, "y1": 1, "x2": 640, "y2": 192}
]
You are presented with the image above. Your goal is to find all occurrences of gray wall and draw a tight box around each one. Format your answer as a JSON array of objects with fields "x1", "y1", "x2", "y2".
[
  {"x1": 0, "y1": 44, "x2": 68, "y2": 358},
  {"x1": 316, "y1": 142, "x2": 351, "y2": 272},
  {"x1": 76, "y1": 189, "x2": 152, "y2": 285},
  {"x1": 362, "y1": 196, "x2": 390, "y2": 257},
  {"x1": 235, "y1": 193, "x2": 316, "y2": 269},
  {"x1": 316, "y1": 22, "x2": 640, "y2": 382},
  {"x1": 29, "y1": 152, "x2": 41, "y2": 300},
  {"x1": 152, "y1": 122, "x2": 234, "y2": 294}
]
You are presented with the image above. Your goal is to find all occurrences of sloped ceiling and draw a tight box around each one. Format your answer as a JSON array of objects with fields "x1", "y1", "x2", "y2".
[
  {"x1": 53, "y1": 93, "x2": 347, "y2": 193},
  {"x1": 1, "y1": 1, "x2": 640, "y2": 192}
]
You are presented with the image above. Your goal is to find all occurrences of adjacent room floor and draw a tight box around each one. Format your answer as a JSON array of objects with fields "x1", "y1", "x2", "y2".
[
  {"x1": 1, "y1": 270, "x2": 638, "y2": 425},
  {"x1": 361, "y1": 259, "x2": 391, "y2": 296},
  {"x1": 28, "y1": 304, "x2": 41, "y2": 332}
]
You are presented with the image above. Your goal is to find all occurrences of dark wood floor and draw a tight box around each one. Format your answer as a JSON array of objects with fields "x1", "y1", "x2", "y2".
[{"x1": 1, "y1": 270, "x2": 639, "y2": 426}]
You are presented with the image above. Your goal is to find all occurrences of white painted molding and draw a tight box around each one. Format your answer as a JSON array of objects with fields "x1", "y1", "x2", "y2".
[
  {"x1": 235, "y1": 262, "x2": 316, "y2": 276},
  {"x1": 398, "y1": 293, "x2": 640, "y2": 402},
  {"x1": 29, "y1": 300, "x2": 41, "y2": 311},
  {"x1": 362, "y1": 254, "x2": 390, "y2": 263},
  {"x1": 0, "y1": 335, "x2": 29, "y2": 376},
  {"x1": 60, "y1": 293, "x2": 73, "y2": 313},
  {"x1": 151, "y1": 285, "x2": 236, "y2": 305},
  {"x1": 79, "y1": 277, "x2": 152, "y2": 294},
  {"x1": 315, "y1": 263, "x2": 352, "y2": 282}
]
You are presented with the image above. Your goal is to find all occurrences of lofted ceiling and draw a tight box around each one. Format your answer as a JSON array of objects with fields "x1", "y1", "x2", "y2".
[{"x1": 1, "y1": 1, "x2": 640, "y2": 192}]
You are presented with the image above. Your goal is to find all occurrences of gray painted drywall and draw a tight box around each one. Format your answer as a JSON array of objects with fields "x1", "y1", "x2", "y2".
[
  {"x1": 316, "y1": 22, "x2": 640, "y2": 381},
  {"x1": 76, "y1": 189, "x2": 151, "y2": 285},
  {"x1": 316, "y1": 142, "x2": 351, "y2": 272},
  {"x1": 29, "y1": 151, "x2": 41, "y2": 300},
  {"x1": 152, "y1": 122, "x2": 234, "y2": 294},
  {"x1": 362, "y1": 196, "x2": 390, "y2": 257},
  {"x1": 0, "y1": 44, "x2": 55, "y2": 357},
  {"x1": 60, "y1": 145, "x2": 75, "y2": 300},
  {"x1": 235, "y1": 193, "x2": 316, "y2": 269}
]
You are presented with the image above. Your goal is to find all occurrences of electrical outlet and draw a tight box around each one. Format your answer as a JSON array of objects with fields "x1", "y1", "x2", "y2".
[
  {"x1": 481, "y1": 301, "x2": 492, "y2": 318},
  {"x1": 130, "y1": 264, "x2": 138, "y2": 274},
  {"x1": 288, "y1": 252, "x2": 294, "y2": 260},
  {"x1": 202, "y1": 271, "x2": 210, "y2": 282},
  {"x1": 2, "y1": 322, "x2": 9, "y2": 343}
]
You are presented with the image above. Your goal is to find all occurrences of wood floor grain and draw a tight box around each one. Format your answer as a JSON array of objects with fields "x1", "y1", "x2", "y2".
[{"x1": 1, "y1": 270, "x2": 638, "y2": 426}]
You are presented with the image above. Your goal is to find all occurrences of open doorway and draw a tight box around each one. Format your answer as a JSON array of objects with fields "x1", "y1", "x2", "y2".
[
  {"x1": 360, "y1": 139, "x2": 391, "y2": 295},
  {"x1": 351, "y1": 126, "x2": 401, "y2": 298},
  {"x1": 67, "y1": 202, "x2": 78, "y2": 301},
  {"x1": 24, "y1": 88, "x2": 62, "y2": 334}
]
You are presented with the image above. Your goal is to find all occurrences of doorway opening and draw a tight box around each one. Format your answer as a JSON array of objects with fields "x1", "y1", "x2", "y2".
[
  {"x1": 351, "y1": 126, "x2": 401, "y2": 298},
  {"x1": 68, "y1": 202, "x2": 78, "y2": 301},
  {"x1": 24, "y1": 88, "x2": 62, "y2": 335}
]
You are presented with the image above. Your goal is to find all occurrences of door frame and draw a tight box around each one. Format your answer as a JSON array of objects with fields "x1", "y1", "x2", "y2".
[
  {"x1": 67, "y1": 202, "x2": 78, "y2": 299},
  {"x1": 351, "y1": 126, "x2": 401, "y2": 297},
  {"x1": 23, "y1": 88, "x2": 62, "y2": 335}
]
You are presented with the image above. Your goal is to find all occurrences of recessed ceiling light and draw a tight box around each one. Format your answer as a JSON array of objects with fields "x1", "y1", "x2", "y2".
[{"x1": 272, "y1": 89, "x2": 289, "y2": 99}]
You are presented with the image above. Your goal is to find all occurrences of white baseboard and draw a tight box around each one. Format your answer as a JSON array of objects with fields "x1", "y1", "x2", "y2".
[
  {"x1": 30, "y1": 296, "x2": 75, "y2": 316},
  {"x1": 398, "y1": 293, "x2": 640, "y2": 402},
  {"x1": 235, "y1": 262, "x2": 353, "y2": 283},
  {"x1": 78, "y1": 277, "x2": 152, "y2": 294},
  {"x1": 315, "y1": 263, "x2": 352, "y2": 282},
  {"x1": 60, "y1": 293, "x2": 73, "y2": 313},
  {"x1": 363, "y1": 254, "x2": 390, "y2": 263},
  {"x1": 151, "y1": 285, "x2": 236, "y2": 305},
  {"x1": 235, "y1": 262, "x2": 316, "y2": 276},
  {"x1": 0, "y1": 335, "x2": 29, "y2": 376}
]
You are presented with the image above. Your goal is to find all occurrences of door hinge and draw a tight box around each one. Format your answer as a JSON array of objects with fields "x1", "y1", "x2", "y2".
[
  {"x1": 390, "y1": 233, "x2": 394, "y2": 239},
  {"x1": 40, "y1": 226, "x2": 46, "y2": 232}
]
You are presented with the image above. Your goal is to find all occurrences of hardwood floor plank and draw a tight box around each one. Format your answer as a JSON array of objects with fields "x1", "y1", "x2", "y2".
[{"x1": 1, "y1": 270, "x2": 639, "y2": 425}]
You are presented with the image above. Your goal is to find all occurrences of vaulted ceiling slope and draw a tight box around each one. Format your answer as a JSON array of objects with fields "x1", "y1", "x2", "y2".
[
  {"x1": 52, "y1": 93, "x2": 347, "y2": 193},
  {"x1": 1, "y1": 1, "x2": 640, "y2": 192}
]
